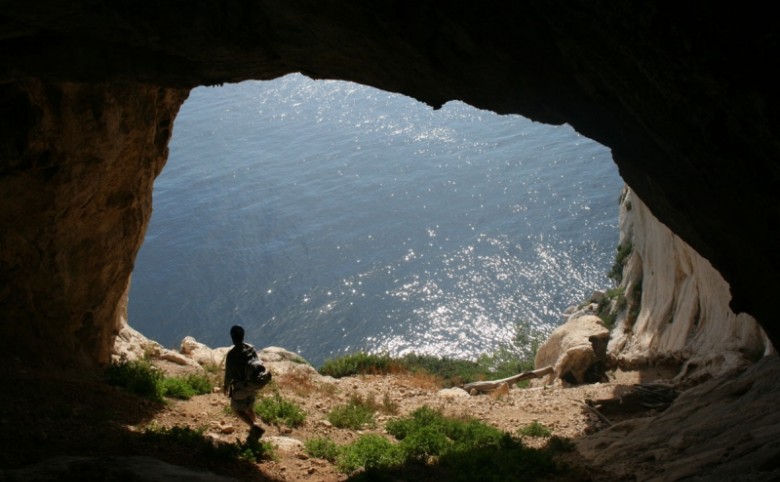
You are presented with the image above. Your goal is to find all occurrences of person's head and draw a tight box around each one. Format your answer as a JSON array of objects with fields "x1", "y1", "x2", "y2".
[{"x1": 230, "y1": 325, "x2": 245, "y2": 345}]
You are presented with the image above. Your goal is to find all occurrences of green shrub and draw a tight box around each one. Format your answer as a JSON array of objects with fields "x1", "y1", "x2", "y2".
[
  {"x1": 398, "y1": 424, "x2": 449, "y2": 462},
  {"x1": 387, "y1": 406, "x2": 505, "y2": 459},
  {"x1": 596, "y1": 287, "x2": 625, "y2": 329},
  {"x1": 382, "y1": 405, "x2": 560, "y2": 480},
  {"x1": 336, "y1": 434, "x2": 404, "y2": 475},
  {"x1": 304, "y1": 436, "x2": 340, "y2": 462},
  {"x1": 319, "y1": 352, "x2": 396, "y2": 378},
  {"x1": 327, "y1": 395, "x2": 376, "y2": 429},
  {"x1": 399, "y1": 354, "x2": 486, "y2": 387},
  {"x1": 385, "y1": 405, "x2": 443, "y2": 440},
  {"x1": 254, "y1": 390, "x2": 306, "y2": 427},
  {"x1": 105, "y1": 359, "x2": 165, "y2": 402},
  {"x1": 161, "y1": 377, "x2": 197, "y2": 400},
  {"x1": 437, "y1": 435, "x2": 557, "y2": 482},
  {"x1": 106, "y1": 360, "x2": 215, "y2": 402},
  {"x1": 313, "y1": 406, "x2": 563, "y2": 479},
  {"x1": 518, "y1": 421, "x2": 552, "y2": 438},
  {"x1": 318, "y1": 320, "x2": 540, "y2": 389},
  {"x1": 160, "y1": 373, "x2": 213, "y2": 400},
  {"x1": 182, "y1": 373, "x2": 214, "y2": 394},
  {"x1": 608, "y1": 241, "x2": 633, "y2": 284}
]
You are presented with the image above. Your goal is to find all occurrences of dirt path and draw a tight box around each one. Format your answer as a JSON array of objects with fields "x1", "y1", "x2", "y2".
[
  {"x1": 0, "y1": 351, "x2": 668, "y2": 481},
  {"x1": 144, "y1": 362, "x2": 657, "y2": 481}
]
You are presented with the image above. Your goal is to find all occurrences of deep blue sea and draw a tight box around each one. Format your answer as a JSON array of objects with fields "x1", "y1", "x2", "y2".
[{"x1": 128, "y1": 74, "x2": 623, "y2": 367}]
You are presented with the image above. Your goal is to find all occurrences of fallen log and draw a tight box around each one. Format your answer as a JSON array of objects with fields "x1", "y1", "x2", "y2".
[{"x1": 461, "y1": 365, "x2": 554, "y2": 395}]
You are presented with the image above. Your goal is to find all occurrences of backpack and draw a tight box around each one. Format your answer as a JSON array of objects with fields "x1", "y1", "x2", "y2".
[{"x1": 230, "y1": 344, "x2": 272, "y2": 400}]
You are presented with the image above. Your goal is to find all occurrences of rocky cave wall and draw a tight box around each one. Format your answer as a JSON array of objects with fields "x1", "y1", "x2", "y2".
[
  {"x1": 0, "y1": 2, "x2": 778, "y2": 369},
  {"x1": 0, "y1": 81, "x2": 187, "y2": 368}
]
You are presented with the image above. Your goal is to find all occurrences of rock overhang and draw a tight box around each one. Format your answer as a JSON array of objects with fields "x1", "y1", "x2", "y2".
[{"x1": 0, "y1": 2, "x2": 778, "y2": 367}]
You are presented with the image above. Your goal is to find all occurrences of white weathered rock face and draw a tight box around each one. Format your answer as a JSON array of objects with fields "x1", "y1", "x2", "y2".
[{"x1": 608, "y1": 186, "x2": 774, "y2": 382}]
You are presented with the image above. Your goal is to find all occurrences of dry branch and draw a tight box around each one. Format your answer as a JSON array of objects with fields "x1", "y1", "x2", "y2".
[
  {"x1": 576, "y1": 400, "x2": 612, "y2": 426},
  {"x1": 462, "y1": 365, "x2": 554, "y2": 394}
]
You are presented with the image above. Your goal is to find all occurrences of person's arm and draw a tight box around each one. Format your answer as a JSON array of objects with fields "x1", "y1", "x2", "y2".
[{"x1": 223, "y1": 351, "x2": 235, "y2": 395}]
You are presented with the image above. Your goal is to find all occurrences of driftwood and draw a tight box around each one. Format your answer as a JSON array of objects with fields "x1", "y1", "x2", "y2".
[
  {"x1": 461, "y1": 365, "x2": 554, "y2": 395},
  {"x1": 576, "y1": 400, "x2": 613, "y2": 426}
]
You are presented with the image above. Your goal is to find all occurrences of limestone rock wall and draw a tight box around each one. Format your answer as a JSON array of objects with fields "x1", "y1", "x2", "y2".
[
  {"x1": 0, "y1": 81, "x2": 187, "y2": 369},
  {"x1": 608, "y1": 186, "x2": 774, "y2": 381}
]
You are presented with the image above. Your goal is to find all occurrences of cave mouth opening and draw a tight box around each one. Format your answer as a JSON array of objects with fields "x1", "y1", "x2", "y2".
[{"x1": 128, "y1": 74, "x2": 623, "y2": 368}]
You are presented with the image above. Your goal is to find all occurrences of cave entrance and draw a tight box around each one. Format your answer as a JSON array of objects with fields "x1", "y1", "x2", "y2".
[{"x1": 127, "y1": 74, "x2": 622, "y2": 368}]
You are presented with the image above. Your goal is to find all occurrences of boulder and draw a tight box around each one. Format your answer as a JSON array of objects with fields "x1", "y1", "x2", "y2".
[
  {"x1": 258, "y1": 347, "x2": 319, "y2": 378},
  {"x1": 534, "y1": 315, "x2": 610, "y2": 385},
  {"x1": 180, "y1": 336, "x2": 229, "y2": 368},
  {"x1": 111, "y1": 322, "x2": 201, "y2": 372},
  {"x1": 437, "y1": 387, "x2": 470, "y2": 398}
]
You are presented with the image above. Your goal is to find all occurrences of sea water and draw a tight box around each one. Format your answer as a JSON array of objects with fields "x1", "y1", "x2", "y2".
[{"x1": 128, "y1": 74, "x2": 624, "y2": 367}]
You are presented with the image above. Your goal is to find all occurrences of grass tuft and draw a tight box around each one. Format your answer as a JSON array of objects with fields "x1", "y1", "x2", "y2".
[
  {"x1": 304, "y1": 436, "x2": 340, "y2": 462},
  {"x1": 518, "y1": 420, "x2": 552, "y2": 438},
  {"x1": 326, "y1": 394, "x2": 376, "y2": 429},
  {"x1": 336, "y1": 434, "x2": 405, "y2": 475},
  {"x1": 254, "y1": 390, "x2": 306, "y2": 428},
  {"x1": 105, "y1": 359, "x2": 165, "y2": 402},
  {"x1": 105, "y1": 359, "x2": 214, "y2": 401}
]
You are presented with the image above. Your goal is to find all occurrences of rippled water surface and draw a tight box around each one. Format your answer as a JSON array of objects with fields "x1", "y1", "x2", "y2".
[{"x1": 128, "y1": 74, "x2": 623, "y2": 367}]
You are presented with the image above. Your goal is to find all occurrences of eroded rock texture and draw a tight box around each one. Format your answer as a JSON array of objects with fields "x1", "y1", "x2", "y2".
[
  {"x1": 0, "y1": 81, "x2": 186, "y2": 368},
  {"x1": 0, "y1": 2, "x2": 778, "y2": 367},
  {"x1": 609, "y1": 187, "x2": 774, "y2": 382}
]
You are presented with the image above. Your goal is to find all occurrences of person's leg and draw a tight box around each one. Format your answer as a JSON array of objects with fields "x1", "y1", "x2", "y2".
[
  {"x1": 245, "y1": 396, "x2": 265, "y2": 438},
  {"x1": 231, "y1": 397, "x2": 264, "y2": 438}
]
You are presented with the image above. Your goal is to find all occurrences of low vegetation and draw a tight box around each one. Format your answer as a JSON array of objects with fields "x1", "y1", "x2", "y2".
[
  {"x1": 105, "y1": 358, "x2": 214, "y2": 402},
  {"x1": 305, "y1": 405, "x2": 565, "y2": 480},
  {"x1": 518, "y1": 420, "x2": 552, "y2": 438},
  {"x1": 596, "y1": 287, "x2": 625, "y2": 329},
  {"x1": 594, "y1": 238, "x2": 644, "y2": 329},
  {"x1": 318, "y1": 320, "x2": 541, "y2": 388},
  {"x1": 105, "y1": 320, "x2": 572, "y2": 480},
  {"x1": 608, "y1": 240, "x2": 633, "y2": 284},
  {"x1": 253, "y1": 390, "x2": 306, "y2": 428},
  {"x1": 326, "y1": 394, "x2": 377, "y2": 429}
]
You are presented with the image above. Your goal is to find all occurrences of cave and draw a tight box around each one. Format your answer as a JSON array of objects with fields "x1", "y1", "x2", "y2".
[{"x1": 1, "y1": 3, "x2": 778, "y2": 375}]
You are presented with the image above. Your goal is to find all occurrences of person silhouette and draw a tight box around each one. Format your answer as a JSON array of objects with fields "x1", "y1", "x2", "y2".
[{"x1": 223, "y1": 325, "x2": 265, "y2": 439}]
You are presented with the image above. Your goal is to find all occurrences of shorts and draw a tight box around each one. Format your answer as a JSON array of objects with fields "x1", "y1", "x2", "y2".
[{"x1": 231, "y1": 395, "x2": 255, "y2": 413}]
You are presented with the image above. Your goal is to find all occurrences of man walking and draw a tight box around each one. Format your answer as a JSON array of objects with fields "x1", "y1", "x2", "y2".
[{"x1": 223, "y1": 325, "x2": 266, "y2": 440}]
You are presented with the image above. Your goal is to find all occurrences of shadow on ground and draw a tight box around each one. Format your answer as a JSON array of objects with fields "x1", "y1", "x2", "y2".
[{"x1": 0, "y1": 368, "x2": 278, "y2": 482}]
